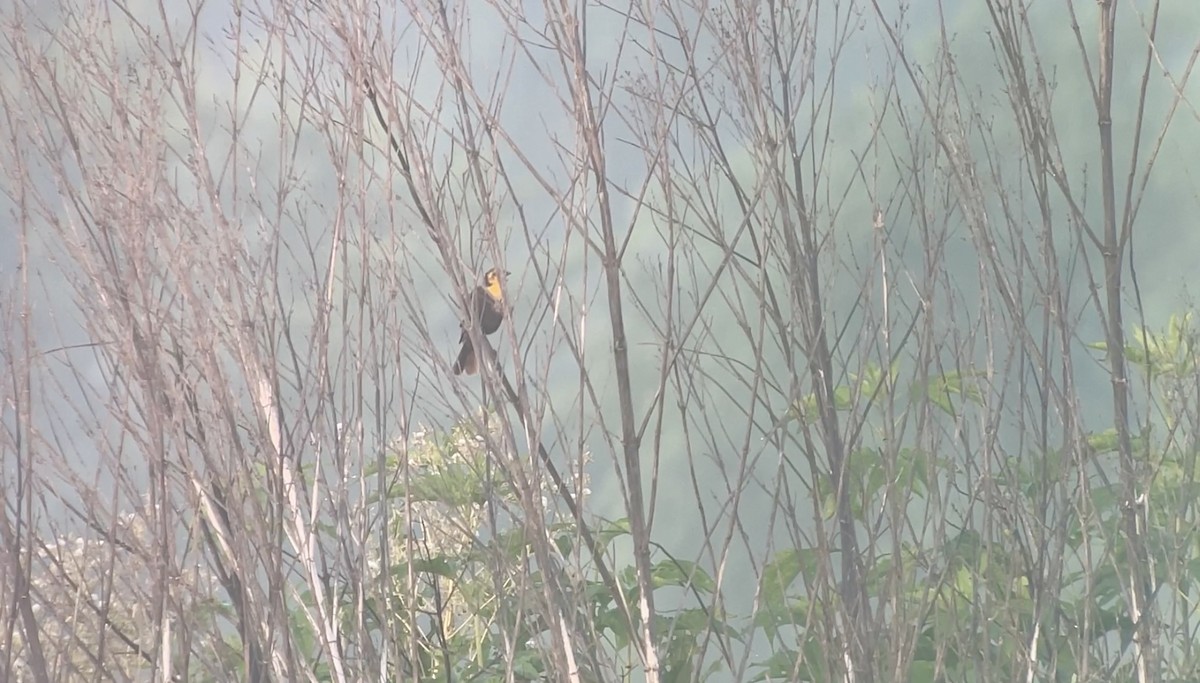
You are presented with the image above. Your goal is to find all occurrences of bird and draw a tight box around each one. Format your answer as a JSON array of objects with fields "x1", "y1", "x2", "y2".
[{"x1": 452, "y1": 268, "x2": 508, "y2": 375}]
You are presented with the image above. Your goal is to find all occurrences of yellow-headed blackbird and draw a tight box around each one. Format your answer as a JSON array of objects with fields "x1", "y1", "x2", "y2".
[{"x1": 452, "y1": 268, "x2": 507, "y2": 375}]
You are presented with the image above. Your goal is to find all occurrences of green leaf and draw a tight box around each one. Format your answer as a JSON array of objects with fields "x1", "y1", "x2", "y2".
[
  {"x1": 401, "y1": 556, "x2": 457, "y2": 579},
  {"x1": 596, "y1": 517, "x2": 632, "y2": 548},
  {"x1": 650, "y1": 559, "x2": 716, "y2": 593},
  {"x1": 751, "y1": 647, "x2": 801, "y2": 682},
  {"x1": 918, "y1": 370, "x2": 985, "y2": 416},
  {"x1": 511, "y1": 649, "x2": 544, "y2": 678},
  {"x1": 1087, "y1": 428, "x2": 1120, "y2": 454},
  {"x1": 752, "y1": 597, "x2": 812, "y2": 639},
  {"x1": 833, "y1": 385, "x2": 853, "y2": 409},
  {"x1": 908, "y1": 660, "x2": 937, "y2": 683},
  {"x1": 760, "y1": 549, "x2": 804, "y2": 605}
]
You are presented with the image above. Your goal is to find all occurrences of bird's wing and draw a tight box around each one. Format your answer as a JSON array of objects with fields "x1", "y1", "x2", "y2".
[{"x1": 459, "y1": 286, "x2": 487, "y2": 342}]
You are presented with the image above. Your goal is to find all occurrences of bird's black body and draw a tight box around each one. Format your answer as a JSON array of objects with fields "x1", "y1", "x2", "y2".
[{"x1": 452, "y1": 268, "x2": 506, "y2": 375}]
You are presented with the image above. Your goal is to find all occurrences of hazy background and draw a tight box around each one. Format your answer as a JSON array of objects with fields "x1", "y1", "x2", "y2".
[
  {"x1": 2, "y1": 0, "x2": 1199, "y2": 679},
  {"x1": 7, "y1": 0, "x2": 1196, "y2": 524}
]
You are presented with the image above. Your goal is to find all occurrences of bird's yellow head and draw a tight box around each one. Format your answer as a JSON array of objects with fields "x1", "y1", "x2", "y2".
[{"x1": 483, "y1": 268, "x2": 507, "y2": 300}]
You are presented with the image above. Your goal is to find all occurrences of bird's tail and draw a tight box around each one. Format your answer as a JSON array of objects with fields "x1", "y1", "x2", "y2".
[{"x1": 452, "y1": 338, "x2": 477, "y2": 375}]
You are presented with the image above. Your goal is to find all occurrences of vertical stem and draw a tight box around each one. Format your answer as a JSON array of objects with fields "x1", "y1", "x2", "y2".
[
  {"x1": 554, "y1": 3, "x2": 661, "y2": 678},
  {"x1": 1096, "y1": 2, "x2": 1152, "y2": 681}
]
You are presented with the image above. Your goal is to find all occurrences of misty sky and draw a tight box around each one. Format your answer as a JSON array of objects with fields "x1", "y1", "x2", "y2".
[{"x1": 2, "y1": 0, "x2": 1199, "y2": 598}]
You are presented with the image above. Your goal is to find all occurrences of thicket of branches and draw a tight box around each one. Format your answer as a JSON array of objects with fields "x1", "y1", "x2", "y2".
[{"x1": 2, "y1": 0, "x2": 1199, "y2": 681}]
